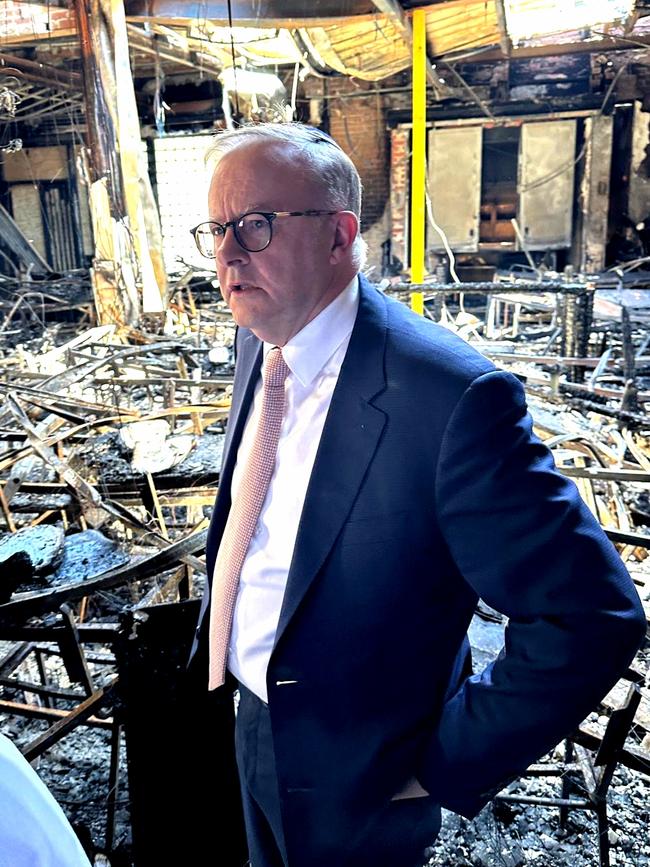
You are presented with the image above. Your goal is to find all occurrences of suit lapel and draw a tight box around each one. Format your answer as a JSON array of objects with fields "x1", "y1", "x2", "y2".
[
  {"x1": 221, "y1": 329, "x2": 263, "y2": 481},
  {"x1": 274, "y1": 278, "x2": 388, "y2": 646}
]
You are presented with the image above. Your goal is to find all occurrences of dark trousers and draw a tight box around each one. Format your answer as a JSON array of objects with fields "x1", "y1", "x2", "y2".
[
  {"x1": 235, "y1": 684, "x2": 288, "y2": 867},
  {"x1": 234, "y1": 684, "x2": 441, "y2": 867}
]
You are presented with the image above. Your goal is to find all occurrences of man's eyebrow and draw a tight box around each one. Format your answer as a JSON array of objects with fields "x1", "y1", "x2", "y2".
[
  {"x1": 244, "y1": 203, "x2": 276, "y2": 213},
  {"x1": 209, "y1": 203, "x2": 274, "y2": 221}
]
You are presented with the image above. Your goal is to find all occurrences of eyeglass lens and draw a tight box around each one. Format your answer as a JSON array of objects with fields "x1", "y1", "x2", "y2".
[
  {"x1": 234, "y1": 213, "x2": 272, "y2": 252},
  {"x1": 195, "y1": 213, "x2": 271, "y2": 256}
]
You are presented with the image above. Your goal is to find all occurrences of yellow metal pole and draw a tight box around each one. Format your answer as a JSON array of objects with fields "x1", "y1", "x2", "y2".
[
  {"x1": 410, "y1": 7, "x2": 427, "y2": 292},
  {"x1": 410, "y1": 291, "x2": 424, "y2": 315}
]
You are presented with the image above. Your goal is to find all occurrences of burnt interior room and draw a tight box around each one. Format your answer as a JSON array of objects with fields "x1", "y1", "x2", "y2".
[{"x1": 0, "y1": 1, "x2": 649, "y2": 866}]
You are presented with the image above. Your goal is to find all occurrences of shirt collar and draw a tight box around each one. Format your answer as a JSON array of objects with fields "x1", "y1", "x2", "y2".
[{"x1": 263, "y1": 276, "x2": 359, "y2": 388}]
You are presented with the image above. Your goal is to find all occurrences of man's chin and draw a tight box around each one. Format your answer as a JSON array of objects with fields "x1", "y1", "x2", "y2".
[
  {"x1": 228, "y1": 307, "x2": 266, "y2": 339},
  {"x1": 227, "y1": 296, "x2": 255, "y2": 328}
]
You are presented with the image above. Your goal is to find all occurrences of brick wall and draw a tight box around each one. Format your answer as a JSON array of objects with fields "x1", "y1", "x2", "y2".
[
  {"x1": 390, "y1": 128, "x2": 409, "y2": 270},
  {"x1": 303, "y1": 77, "x2": 391, "y2": 272},
  {"x1": 0, "y1": 1, "x2": 75, "y2": 37},
  {"x1": 325, "y1": 83, "x2": 389, "y2": 234}
]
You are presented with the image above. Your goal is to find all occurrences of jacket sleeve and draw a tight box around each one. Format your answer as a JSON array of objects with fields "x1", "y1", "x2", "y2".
[{"x1": 418, "y1": 369, "x2": 646, "y2": 818}]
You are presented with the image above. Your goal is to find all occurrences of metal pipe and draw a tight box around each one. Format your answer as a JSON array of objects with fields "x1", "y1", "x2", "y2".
[{"x1": 410, "y1": 8, "x2": 427, "y2": 285}]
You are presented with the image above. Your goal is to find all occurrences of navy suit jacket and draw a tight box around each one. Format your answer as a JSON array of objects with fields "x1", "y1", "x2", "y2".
[{"x1": 191, "y1": 275, "x2": 645, "y2": 865}]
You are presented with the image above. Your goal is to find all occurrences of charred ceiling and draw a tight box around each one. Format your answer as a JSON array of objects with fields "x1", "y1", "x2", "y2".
[{"x1": 0, "y1": 3, "x2": 649, "y2": 147}]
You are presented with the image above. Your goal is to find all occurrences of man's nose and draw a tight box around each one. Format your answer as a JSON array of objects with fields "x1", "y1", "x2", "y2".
[{"x1": 215, "y1": 224, "x2": 250, "y2": 267}]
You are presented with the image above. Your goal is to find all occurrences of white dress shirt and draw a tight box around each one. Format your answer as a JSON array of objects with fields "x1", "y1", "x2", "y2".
[
  {"x1": 227, "y1": 276, "x2": 360, "y2": 701},
  {"x1": 0, "y1": 734, "x2": 92, "y2": 867}
]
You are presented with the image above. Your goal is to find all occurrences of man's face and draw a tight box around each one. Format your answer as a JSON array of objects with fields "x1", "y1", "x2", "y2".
[{"x1": 208, "y1": 141, "x2": 346, "y2": 346}]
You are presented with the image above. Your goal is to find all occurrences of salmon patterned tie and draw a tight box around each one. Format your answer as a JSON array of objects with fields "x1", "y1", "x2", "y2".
[{"x1": 208, "y1": 346, "x2": 290, "y2": 690}]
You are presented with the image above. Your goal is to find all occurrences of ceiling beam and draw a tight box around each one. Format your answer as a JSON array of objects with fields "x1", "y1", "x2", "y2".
[
  {"x1": 125, "y1": 0, "x2": 376, "y2": 24},
  {"x1": 0, "y1": 53, "x2": 83, "y2": 92},
  {"x1": 0, "y1": 30, "x2": 78, "y2": 49},
  {"x1": 369, "y1": 0, "x2": 442, "y2": 93},
  {"x1": 126, "y1": 24, "x2": 222, "y2": 74},
  {"x1": 451, "y1": 31, "x2": 650, "y2": 63},
  {"x1": 493, "y1": 0, "x2": 512, "y2": 57}
]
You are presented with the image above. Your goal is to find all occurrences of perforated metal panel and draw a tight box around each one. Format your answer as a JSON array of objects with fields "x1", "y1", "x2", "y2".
[
  {"x1": 153, "y1": 134, "x2": 215, "y2": 272},
  {"x1": 427, "y1": 126, "x2": 482, "y2": 253},
  {"x1": 10, "y1": 184, "x2": 46, "y2": 258},
  {"x1": 518, "y1": 119, "x2": 576, "y2": 250}
]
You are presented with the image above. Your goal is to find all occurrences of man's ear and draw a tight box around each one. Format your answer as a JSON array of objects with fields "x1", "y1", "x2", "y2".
[{"x1": 330, "y1": 211, "x2": 359, "y2": 263}]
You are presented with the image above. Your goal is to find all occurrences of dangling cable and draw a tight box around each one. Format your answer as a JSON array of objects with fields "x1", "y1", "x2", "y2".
[
  {"x1": 153, "y1": 37, "x2": 166, "y2": 137},
  {"x1": 226, "y1": 0, "x2": 240, "y2": 119}
]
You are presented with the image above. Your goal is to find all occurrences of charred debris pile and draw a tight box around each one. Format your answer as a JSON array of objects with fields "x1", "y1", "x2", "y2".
[
  {"x1": 0, "y1": 263, "x2": 235, "y2": 861},
  {"x1": 0, "y1": 265, "x2": 648, "y2": 864}
]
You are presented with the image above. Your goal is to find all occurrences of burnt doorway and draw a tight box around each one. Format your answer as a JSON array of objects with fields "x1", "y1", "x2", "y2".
[{"x1": 480, "y1": 125, "x2": 519, "y2": 245}]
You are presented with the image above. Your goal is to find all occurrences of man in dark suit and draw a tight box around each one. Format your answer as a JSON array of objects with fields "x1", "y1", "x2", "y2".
[{"x1": 189, "y1": 123, "x2": 645, "y2": 867}]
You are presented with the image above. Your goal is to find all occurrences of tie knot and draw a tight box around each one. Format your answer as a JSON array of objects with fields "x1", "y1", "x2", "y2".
[{"x1": 264, "y1": 346, "x2": 290, "y2": 388}]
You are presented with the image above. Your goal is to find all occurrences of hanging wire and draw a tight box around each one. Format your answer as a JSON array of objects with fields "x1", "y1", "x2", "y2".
[
  {"x1": 153, "y1": 38, "x2": 166, "y2": 137},
  {"x1": 226, "y1": 0, "x2": 240, "y2": 118},
  {"x1": 0, "y1": 80, "x2": 20, "y2": 116},
  {"x1": 424, "y1": 179, "x2": 460, "y2": 284},
  {"x1": 0, "y1": 70, "x2": 22, "y2": 160}
]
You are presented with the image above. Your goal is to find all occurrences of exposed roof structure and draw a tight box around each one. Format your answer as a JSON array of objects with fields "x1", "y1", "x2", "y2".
[
  {"x1": 0, "y1": 0, "x2": 649, "y2": 149},
  {"x1": 1, "y1": 0, "x2": 649, "y2": 82}
]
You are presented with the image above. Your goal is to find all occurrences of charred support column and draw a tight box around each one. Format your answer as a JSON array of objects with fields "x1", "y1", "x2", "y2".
[
  {"x1": 579, "y1": 114, "x2": 613, "y2": 273},
  {"x1": 116, "y1": 600, "x2": 247, "y2": 866},
  {"x1": 74, "y1": 0, "x2": 126, "y2": 213},
  {"x1": 73, "y1": 0, "x2": 167, "y2": 326},
  {"x1": 74, "y1": 0, "x2": 130, "y2": 326},
  {"x1": 628, "y1": 101, "x2": 650, "y2": 225},
  {"x1": 559, "y1": 287, "x2": 594, "y2": 384}
]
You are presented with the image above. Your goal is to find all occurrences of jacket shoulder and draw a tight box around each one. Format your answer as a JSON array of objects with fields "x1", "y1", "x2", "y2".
[{"x1": 378, "y1": 289, "x2": 496, "y2": 391}]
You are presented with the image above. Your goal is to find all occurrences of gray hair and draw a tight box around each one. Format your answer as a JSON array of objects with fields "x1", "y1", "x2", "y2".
[{"x1": 206, "y1": 123, "x2": 367, "y2": 267}]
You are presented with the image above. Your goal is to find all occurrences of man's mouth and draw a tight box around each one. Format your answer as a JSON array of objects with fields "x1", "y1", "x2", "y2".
[{"x1": 229, "y1": 283, "x2": 260, "y2": 293}]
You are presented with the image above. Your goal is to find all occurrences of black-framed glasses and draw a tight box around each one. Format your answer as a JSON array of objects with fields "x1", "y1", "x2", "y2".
[{"x1": 190, "y1": 210, "x2": 338, "y2": 257}]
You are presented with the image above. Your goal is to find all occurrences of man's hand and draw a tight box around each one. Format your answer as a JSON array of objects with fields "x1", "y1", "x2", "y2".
[{"x1": 391, "y1": 777, "x2": 430, "y2": 801}]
